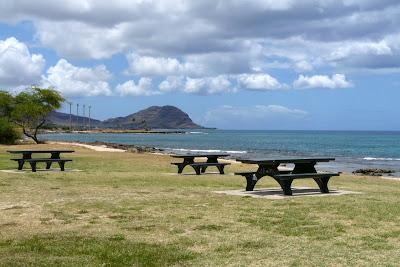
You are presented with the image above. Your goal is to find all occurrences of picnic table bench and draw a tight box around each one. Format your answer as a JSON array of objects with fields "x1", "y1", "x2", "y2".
[
  {"x1": 171, "y1": 153, "x2": 230, "y2": 175},
  {"x1": 7, "y1": 150, "x2": 74, "y2": 172},
  {"x1": 235, "y1": 158, "x2": 339, "y2": 195}
]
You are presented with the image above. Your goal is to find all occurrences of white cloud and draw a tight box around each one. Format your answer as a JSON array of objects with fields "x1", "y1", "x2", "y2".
[
  {"x1": 125, "y1": 53, "x2": 205, "y2": 76},
  {"x1": 116, "y1": 78, "x2": 159, "y2": 96},
  {"x1": 41, "y1": 59, "x2": 112, "y2": 96},
  {"x1": 159, "y1": 76, "x2": 184, "y2": 92},
  {"x1": 35, "y1": 21, "x2": 126, "y2": 59},
  {"x1": 329, "y1": 40, "x2": 392, "y2": 61},
  {"x1": 293, "y1": 74, "x2": 353, "y2": 89},
  {"x1": 184, "y1": 75, "x2": 234, "y2": 95},
  {"x1": 294, "y1": 60, "x2": 313, "y2": 72},
  {"x1": 237, "y1": 73, "x2": 287, "y2": 90},
  {"x1": 126, "y1": 53, "x2": 184, "y2": 76},
  {"x1": 0, "y1": 0, "x2": 399, "y2": 83},
  {"x1": 0, "y1": 37, "x2": 45, "y2": 87}
]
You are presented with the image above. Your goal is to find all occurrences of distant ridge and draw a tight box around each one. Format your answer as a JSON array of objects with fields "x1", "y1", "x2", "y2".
[
  {"x1": 46, "y1": 111, "x2": 102, "y2": 127},
  {"x1": 46, "y1": 105, "x2": 203, "y2": 129},
  {"x1": 101, "y1": 105, "x2": 202, "y2": 129}
]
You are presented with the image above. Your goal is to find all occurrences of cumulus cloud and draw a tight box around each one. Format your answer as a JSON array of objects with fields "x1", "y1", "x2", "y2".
[
  {"x1": 0, "y1": 37, "x2": 45, "y2": 87},
  {"x1": 184, "y1": 75, "x2": 234, "y2": 95},
  {"x1": 41, "y1": 59, "x2": 112, "y2": 96},
  {"x1": 116, "y1": 78, "x2": 159, "y2": 96},
  {"x1": 237, "y1": 73, "x2": 287, "y2": 90},
  {"x1": 35, "y1": 21, "x2": 126, "y2": 59},
  {"x1": 293, "y1": 74, "x2": 353, "y2": 89},
  {"x1": 1, "y1": 0, "x2": 399, "y2": 93},
  {"x1": 125, "y1": 53, "x2": 206, "y2": 77},
  {"x1": 0, "y1": 0, "x2": 398, "y2": 73},
  {"x1": 158, "y1": 76, "x2": 184, "y2": 92}
]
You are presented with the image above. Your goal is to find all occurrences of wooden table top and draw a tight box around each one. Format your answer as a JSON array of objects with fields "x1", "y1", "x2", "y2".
[
  {"x1": 7, "y1": 150, "x2": 75, "y2": 154},
  {"x1": 236, "y1": 157, "x2": 335, "y2": 164},
  {"x1": 171, "y1": 153, "x2": 229, "y2": 158}
]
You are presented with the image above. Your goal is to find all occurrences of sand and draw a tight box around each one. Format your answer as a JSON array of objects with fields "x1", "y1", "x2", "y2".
[{"x1": 48, "y1": 141, "x2": 126, "y2": 152}]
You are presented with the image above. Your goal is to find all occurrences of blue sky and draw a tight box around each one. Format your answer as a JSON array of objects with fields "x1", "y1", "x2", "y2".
[{"x1": 0, "y1": 0, "x2": 399, "y2": 130}]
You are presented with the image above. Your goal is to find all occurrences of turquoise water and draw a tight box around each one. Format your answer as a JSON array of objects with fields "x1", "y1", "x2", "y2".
[{"x1": 40, "y1": 130, "x2": 400, "y2": 175}]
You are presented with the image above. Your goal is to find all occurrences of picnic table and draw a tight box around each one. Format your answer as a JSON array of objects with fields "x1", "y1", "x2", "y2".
[
  {"x1": 235, "y1": 158, "x2": 339, "y2": 195},
  {"x1": 7, "y1": 149, "x2": 74, "y2": 172},
  {"x1": 171, "y1": 153, "x2": 230, "y2": 175}
]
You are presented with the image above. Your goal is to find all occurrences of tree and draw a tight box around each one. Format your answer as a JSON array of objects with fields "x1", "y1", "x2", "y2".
[
  {"x1": 10, "y1": 87, "x2": 64, "y2": 143},
  {"x1": 0, "y1": 91, "x2": 14, "y2": 119},
  {"x1": 0, "y1": 118, "x2": 20, "y2": 144}
]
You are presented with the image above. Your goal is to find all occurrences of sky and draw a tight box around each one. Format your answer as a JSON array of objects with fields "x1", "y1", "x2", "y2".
[{"x1": 0, "y1": 0, "x2": 399, "y2": 130}]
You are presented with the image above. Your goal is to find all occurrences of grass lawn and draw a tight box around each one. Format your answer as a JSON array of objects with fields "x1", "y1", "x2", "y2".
[{"x1": 0, "y1": 143, "x2": 399, "y2": 266}]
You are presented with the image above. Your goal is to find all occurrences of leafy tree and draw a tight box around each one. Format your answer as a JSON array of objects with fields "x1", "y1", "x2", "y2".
[
  {"x1": 0, "y1": 118, "x2": 20, "y2": 144},
  {"x1": 0, "y1": 91, "x2": 14, "y2": 119},
  {"x1": 10, "y1": 87, "x2": 64, "y2": 143}
]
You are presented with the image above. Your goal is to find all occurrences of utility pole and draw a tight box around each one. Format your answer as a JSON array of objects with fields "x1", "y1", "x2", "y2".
[
  {"x1": 68, "y1": 101, "x2": 72, "y2": 131},
  {"x1": 88, "y1": 105, "x2": 92, "y2": 131},
  {"x1": 76, "y1": 103, "x2": 79, "y2": 130},
  {"x1": 83, "y1": 104, "x2": 86, "y2": 130}
]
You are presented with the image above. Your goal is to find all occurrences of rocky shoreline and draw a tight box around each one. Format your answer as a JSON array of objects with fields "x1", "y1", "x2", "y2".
[
  {"x1": 45, "y1": 140, "x2": 400, "y2": 178},
  {"x1": 352, "y1": 168, "x2": 395, "y2": 176},
  {"x1": 47, "y1": 140, "x2": 164, "y2": 153},
  {"x1": 90, "y1": 141, "x2": 164, "y2": 153}
]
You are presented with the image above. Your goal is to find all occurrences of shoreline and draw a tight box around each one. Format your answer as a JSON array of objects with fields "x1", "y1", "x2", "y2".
[
  {"x1": 47, "y1": 140, "x2": 399, "y2": 178},
  {"x1": 41, "y1": 129, "x2": 204, "y2": 134}
]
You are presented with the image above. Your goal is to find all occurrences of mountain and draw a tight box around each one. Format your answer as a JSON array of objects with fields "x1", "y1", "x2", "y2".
[
  {"x1": 46, "y1": 106, "x2": 203, "y2": 129},
  {"x1": 46, "y1": 111, "x2": 102, "y2": 127},
  {"x1": 101, "y1": 105, "x2": 202, "y2": 129}
]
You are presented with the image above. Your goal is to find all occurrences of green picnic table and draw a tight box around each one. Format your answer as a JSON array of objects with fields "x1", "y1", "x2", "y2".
[{"x1": 7, "y1": 149, "x2": 74, "y2": 172}]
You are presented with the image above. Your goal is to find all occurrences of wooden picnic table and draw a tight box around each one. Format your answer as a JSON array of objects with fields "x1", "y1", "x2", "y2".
[
  {"x1": 7, "y1": 149, "x2": 75, "y2": 172},
  {"x1": 171, "y1": 153, "x2": 230, "y2": 174},
  {"x1": 235, "y1": 157, "x2": 339, "y2": 195}
]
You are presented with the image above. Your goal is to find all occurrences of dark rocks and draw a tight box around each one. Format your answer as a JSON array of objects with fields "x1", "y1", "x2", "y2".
[
  {"x1": 90, "y1": 141, "x2": 161, "y2": 153},
  {"x1": 352, "y1": 168, "x2": 395, "y2": 176}
]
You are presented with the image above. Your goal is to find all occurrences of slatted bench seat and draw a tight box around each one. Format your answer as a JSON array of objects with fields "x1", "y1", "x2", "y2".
[
  {"x1": 272, "y1": 172, "x2": 339, "y2": 195},
  {"x1": 11, "y1": 158, "x2": 72, "y2": 172},
  {"x1": 190, "y1": 162, "x2": 230, "y2": 175}
]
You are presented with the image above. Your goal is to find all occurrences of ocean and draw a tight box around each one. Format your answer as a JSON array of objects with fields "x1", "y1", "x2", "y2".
[{"x1": 39, "y1": 130, "x2": 400, "y2": 176}]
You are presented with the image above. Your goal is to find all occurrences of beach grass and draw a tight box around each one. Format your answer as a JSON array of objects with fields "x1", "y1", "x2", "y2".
[{"x1": 0, "y1": 144, "x2": 400, "y2": 266}]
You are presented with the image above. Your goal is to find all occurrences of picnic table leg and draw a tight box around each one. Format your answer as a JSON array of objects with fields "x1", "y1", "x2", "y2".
[
  {"x1": 47, "y1": 152, "x2": 61, "y2": 169},
  {"x1": 245, "y1": 173, "x2": 259, "y2": 191},
  {"x1": 313, "y1": 177, "x2": 331, "y2": 193},
  {"x1": 22, "y1": 153, "x2": 32, "y2": 159},
  {"x1": 216, "y1": 165, "x2": 225, "y2": 174},
  {"x1": 17, "y1": 160, "x2": 24, "y2": 170},
  {"x1": 292, "y1": 162, "x2": 316, "y2": 173},
  {"x1": 18, "y1": 152, "x2": 32, "y2": 170},
  {"x1": 192, "y1": 165, "x2": 201, "y2": 175},
  {"x1": 29, "y1": 161, "x2": 37, "y2": 172},
  {"x1": 177, "y1": 158, "x2": 194, "y2": 173},
  {"x1": 58, "y1": 161, "x2": 66, "y2": 171},
  {"x1": 279, "y1": 179, "x2": 294, "y2": 195},
  {"x1": 46, "y1": 162, "x2": 52, "y2": 169},
  {"x1": 202, "y1": 156, "x2": 218, "y2": 173}
]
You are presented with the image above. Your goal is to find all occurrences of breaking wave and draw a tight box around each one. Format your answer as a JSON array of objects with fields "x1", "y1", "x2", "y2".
[{"x1": 363, "y1": 157, "x2": 400, "y2": 161}]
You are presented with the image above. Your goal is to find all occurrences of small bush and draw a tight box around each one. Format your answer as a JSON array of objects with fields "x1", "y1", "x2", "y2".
[{"x1": 0, "y1": 119, "x2": 20, "y2": 144}]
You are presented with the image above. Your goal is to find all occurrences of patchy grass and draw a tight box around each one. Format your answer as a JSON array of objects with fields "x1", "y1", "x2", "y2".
[{"x1": 0, "y1": 143, "x2": 400, "y2": 266}]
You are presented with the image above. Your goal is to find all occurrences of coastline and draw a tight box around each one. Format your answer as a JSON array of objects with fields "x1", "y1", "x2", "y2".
[
  {"x1": 46, "y1": 140, "x2": 399, "y2": 178},
  {"x1": 42, "y1": 129, "x2": 188, "y2": 134}
]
